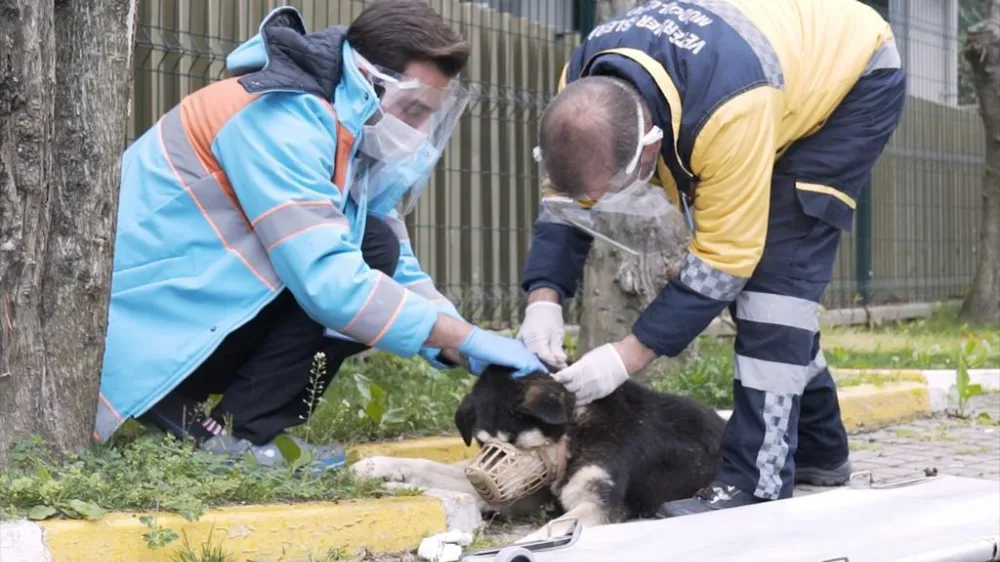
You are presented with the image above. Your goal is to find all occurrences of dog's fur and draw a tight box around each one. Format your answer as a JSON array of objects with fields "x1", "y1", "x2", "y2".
[{"x1": 351, "y1": 361, "x2": 726, "y2": 541}]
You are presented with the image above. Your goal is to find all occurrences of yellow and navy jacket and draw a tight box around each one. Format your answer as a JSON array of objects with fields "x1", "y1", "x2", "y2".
[
  {"x1": 94, "y1": 7, "x2": 461, "y2": 441},
  {"x1": 522, "y1": 0, "x2": 895, "y2": 356}
]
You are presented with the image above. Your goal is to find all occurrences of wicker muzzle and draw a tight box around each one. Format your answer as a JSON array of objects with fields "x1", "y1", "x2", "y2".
[{"x1": 464, "y1": 438, "x2": 561, "y2": 507}]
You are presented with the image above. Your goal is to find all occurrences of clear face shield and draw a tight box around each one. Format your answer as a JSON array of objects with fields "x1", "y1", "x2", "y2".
[
  {"x1": 351, "y1": 52, "x2": 472, "y2": 216},
  {"x1": 533, "y1": 100, "x2": 678, "y2": 256}
]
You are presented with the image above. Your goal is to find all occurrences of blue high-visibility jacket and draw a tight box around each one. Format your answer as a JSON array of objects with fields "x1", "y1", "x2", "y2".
[{"x1": 94, "y1": 7, "x2": 460, "y2": 441}]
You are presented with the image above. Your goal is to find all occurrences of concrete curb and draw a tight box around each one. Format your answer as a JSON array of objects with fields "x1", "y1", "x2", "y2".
[
  {"x1": 833, "y1": 367, "x2": 1000, "y2": 414},
  {"x1": 349, "y1": 436, "x2": 480, "y2": 464},
  {"x1": 0, "y1": 494, "x2": 481, "y2": 562}
]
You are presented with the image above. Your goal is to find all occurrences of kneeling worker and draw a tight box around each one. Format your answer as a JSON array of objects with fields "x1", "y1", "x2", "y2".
[
  {"x1": 518, "y1": 0, "x2": 906, "y2": 515},
  {"x1": 94, "y1": 0, "x2": 545, "y2": 468}
]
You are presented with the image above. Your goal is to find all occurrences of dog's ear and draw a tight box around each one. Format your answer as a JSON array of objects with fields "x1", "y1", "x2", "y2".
[
  {"x1": 537, "y1": 357, "x2": 574, "y2": 374},
  {"x1": 454, "y1": 394, "x2": 477, "y2": 447},
  {"x1": 517, "y1": 384, "x2": 570, "y2": 426}
]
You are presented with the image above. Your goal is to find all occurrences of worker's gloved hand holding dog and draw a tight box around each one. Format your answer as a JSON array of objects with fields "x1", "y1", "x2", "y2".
[
  {"x1": 516, "y1": 301, "x2": 569, "y2": 369},
  {"x1": 550, "y1": 344, "x2": 629, "y2": 405},
  {"x1": 517, "y1": 295, "x2": 654, "y2": 405},
  {"x1": 459, "y1": 326, "x2": 548, "y2": 379}
]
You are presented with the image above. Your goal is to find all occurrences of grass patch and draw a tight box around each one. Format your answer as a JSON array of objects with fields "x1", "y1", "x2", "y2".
[
  {"x1": 955, "y1": 446, "x2": 990, "y2": 456},
  {"x1": 890, "y1": 427, "x2": 960, "y2": 442},
  {"x1": 0, "y1": 432, "x2": 391, "y2": 523},
  {"x1": 647, "y1": 336, "x2": 736, "y2": 409},
  {"x1": 821, "y1": 304, "x2": 999, "y2": 369},
  {"x1": 848, "y1": 441, "x2": 883, "y2": 453},
  {"x1": 834, "y1": 371, "x2": 928, "y2": 388}
]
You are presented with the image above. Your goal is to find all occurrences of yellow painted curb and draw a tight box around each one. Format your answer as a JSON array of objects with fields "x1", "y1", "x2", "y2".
[
  {"x1": 39, "y1": 496, "x2": 446, "y2": 562},
  {"x1": 832, "y1": 368, "x2": 929, "y2": 387},
  {"x1": 350, "y1": 436, "x2": 479, "y2": 463},
  {"x1": 837, "y1": 382, "x2": 932, "y2": 432}
]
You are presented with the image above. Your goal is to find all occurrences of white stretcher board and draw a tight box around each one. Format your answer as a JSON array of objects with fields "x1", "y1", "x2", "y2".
[{"x1": 462, "y1": 474, "x2": 1000, "y2": 562}]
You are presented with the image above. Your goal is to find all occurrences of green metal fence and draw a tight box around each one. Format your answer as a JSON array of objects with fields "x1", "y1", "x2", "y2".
[{"x1": 130, "y1": 0, "x2": 985, "y2": 327}]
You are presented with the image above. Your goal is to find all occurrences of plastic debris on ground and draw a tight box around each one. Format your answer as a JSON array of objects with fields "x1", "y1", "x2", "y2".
[{"x1": 417, "y1": 530, "x2": 474, "y2": 562}]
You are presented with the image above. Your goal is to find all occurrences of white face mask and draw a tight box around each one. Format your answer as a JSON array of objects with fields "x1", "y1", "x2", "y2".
[{"x1": 359, "y1": 111, "x2": 428, "y2": 163}]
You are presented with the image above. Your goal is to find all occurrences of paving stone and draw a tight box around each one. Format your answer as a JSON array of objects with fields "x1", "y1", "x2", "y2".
[{"x1": 846, "y1": 411, "x2": 1000, "y2": 486}]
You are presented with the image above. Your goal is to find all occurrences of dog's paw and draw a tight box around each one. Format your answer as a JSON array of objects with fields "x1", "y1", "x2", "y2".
[{"x1": 350, "y1": 456, "x2": 409, "y2": 482}]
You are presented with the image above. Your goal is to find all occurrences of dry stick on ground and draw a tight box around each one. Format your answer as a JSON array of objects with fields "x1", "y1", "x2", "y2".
[
  {"x1": 960, "y1": 0, "x2": 1000, "y2": 325},
  {"x1": 0, "y1": 0, "x2": 138, "y2": 466}
]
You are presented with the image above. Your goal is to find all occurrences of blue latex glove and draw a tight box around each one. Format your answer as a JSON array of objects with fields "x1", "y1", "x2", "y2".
[{"x1": 458, "y1": 327, "x2": 548, "y2": 378}]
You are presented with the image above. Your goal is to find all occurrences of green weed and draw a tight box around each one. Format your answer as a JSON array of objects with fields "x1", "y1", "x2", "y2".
[
  {"x1": 647, "y1": 336, "x2": 734, "y2": 409},
  {"x1": 288, "y1": 351, "x2": 476, "y2": 446},
  {"x1": 167, "y1": 527, "x2": 235, "y2": 562},
  {"x1": 0, "y1": 432, "x2": 390, "y2": 523},
  {"x1": 953, "y1": 338, "x2": 986, "y2": 418}
]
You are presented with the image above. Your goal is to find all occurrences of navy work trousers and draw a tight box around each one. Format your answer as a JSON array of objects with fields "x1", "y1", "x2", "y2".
[
  {"x1": 138, "y1": 215, "x2": 401, "y2": 445},
  {"x1": 715, "y1": 60, "x2": 907, "y2": 500}
]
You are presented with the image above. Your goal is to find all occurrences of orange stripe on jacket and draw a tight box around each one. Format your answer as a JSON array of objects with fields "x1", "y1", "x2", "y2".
[
  {"x1": 332, "y1": 121, "x2": 355, "y2": 192},
  {"x1": 179, "y1": 79, "x2": 261, "y2": 211},
  {"x1": 177, "y1": 78, "x2": 355, "y2": 207}
]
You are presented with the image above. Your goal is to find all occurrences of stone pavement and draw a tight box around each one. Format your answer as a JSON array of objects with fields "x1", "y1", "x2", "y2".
[{"x1": 796, "y1": 392, "x2": 1000, "y2": 496}]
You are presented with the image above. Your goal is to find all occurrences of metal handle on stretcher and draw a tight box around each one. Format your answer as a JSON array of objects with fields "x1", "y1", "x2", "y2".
[
  {"x1": 459, "y1": 518, "x2": 582, "y2": 561},
  {"x1": 848, "y1": 469, "x2": 938, "y2": 490}
]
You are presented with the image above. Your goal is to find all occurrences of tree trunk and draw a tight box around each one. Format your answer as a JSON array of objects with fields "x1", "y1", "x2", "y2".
[
  {"x1": 960, "y1": 0, "x2": 1000, "y2": 325},
  {"x1": 577, "y1": 198, "x2": 696, "y2": 384},
  {"x1": 0, "y1": 0, "x2": 138, "y2": 466}
]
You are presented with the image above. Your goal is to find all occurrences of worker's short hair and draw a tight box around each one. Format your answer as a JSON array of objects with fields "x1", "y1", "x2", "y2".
[
  {"x1": 347, "y1": 0, "x2": 470, "y2": 78},
  {"x1": 536, "y1": 75, "x2": 644, "y2": 198}
]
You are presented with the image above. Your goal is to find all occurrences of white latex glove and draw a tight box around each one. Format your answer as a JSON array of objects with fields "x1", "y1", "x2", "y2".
[
  {"x1": 516, "y1": 301, "x2": 568, "y2": 368},
  {"x1": 550, "y1": 343, "x2": 628, "y2": 405}
]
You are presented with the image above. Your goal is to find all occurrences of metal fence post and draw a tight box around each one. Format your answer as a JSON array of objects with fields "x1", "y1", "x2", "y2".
[
  {"x1": 856, "y1": 177, "x2": 873, "y2": 306},
  {"x1": 577, "y1": 0, "x2": 597, "y2": 38}
]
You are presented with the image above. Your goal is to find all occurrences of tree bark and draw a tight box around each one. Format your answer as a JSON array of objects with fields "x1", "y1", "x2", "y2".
[
  {"x1": 960, "y1": 0, "x2": 1000, "y2": 325},
  {"x1": 0, "y1": 0, "x2": 138, "y2": 466},
  {"x1": 577, "y1": 197, "x2": 696, "y2": 384}
]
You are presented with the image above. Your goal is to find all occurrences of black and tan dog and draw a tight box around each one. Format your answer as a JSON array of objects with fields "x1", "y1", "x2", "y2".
[{"x1": 350, "y1": 360, "x2": 725, "y2": 542}]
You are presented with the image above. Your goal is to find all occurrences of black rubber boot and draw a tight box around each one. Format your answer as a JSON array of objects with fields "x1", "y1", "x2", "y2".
[
  {"x1": 655, "y1": 481, "x2": 763, "y2": 518},
  {"x1": 795, "y1": 458, "x2": 854, "y2": 486}
]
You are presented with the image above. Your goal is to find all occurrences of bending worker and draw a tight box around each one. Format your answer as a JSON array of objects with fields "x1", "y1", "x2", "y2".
[
  {"x1": 518, "y1": 0, "x2": 905, "y2": 515},
  {"x1": 94, "y1": 0, "x2": 544, "y2": 468}
]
